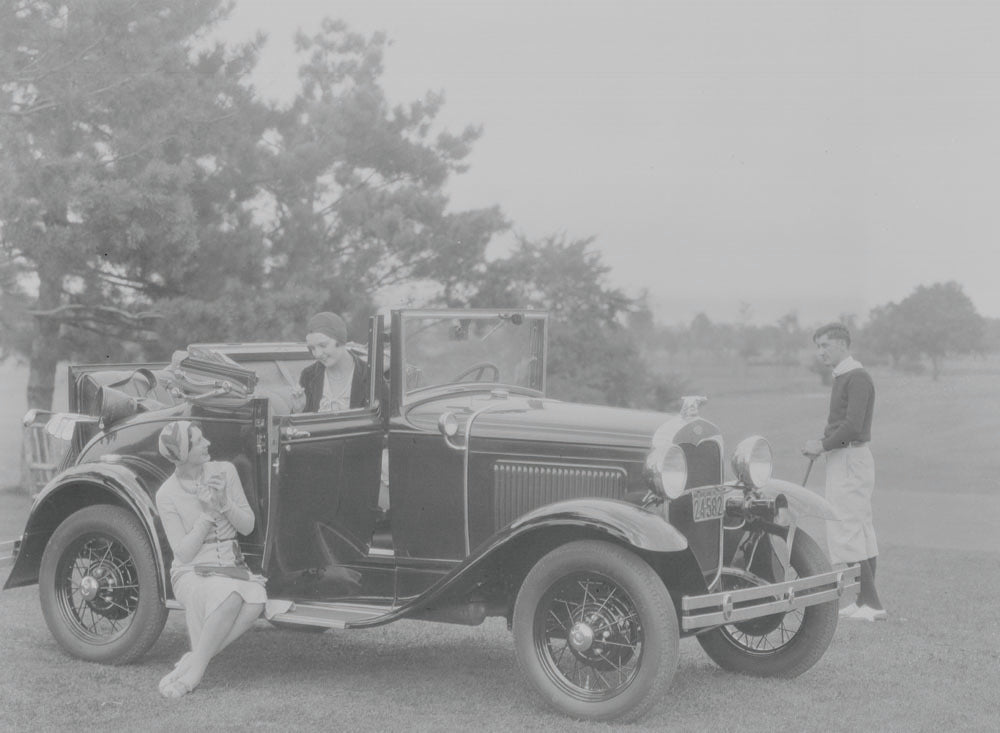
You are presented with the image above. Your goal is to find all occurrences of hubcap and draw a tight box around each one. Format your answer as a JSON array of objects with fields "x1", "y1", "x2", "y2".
[
  {"x1": 79, "y1": 575, "x2": 100, "y2": 601},
  {"x1": 568, "y1": 622, "x2": 595, "y2": 652}
]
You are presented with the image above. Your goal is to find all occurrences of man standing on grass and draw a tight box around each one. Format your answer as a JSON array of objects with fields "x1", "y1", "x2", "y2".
[{"x1": 802, "y1": 323, "x2": 887, "y2": 622}]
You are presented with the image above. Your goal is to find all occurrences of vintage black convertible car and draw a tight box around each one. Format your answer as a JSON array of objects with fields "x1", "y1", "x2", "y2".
[{"x1": 3, "y1": 309, "x2": 857, "y2": 721}]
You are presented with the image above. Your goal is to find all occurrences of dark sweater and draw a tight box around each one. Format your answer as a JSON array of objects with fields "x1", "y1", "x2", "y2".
[
  {"x1": 299, "y1": 352, "x2": 369, "y2": 412},
  {"x1": 822, "y1": 368, "x2": 875, "y2": 451}
]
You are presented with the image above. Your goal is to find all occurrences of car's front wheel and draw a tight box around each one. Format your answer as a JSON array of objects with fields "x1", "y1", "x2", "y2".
[
  {"x1": 39, "y1": 505, "x2": 168, "y2": 664},
  {"x1": 512, "y1": 540, "x2": 678, "y2": 722},
  {"x1": 696, "y1": 529, "x2": 838, "y2": 677}
]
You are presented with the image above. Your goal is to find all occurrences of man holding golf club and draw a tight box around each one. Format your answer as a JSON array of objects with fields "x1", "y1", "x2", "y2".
[{"x1": 802, "y1": 323, "x2": 887, "y2": 622}]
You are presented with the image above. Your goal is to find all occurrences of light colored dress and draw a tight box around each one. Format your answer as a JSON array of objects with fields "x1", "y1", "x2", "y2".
[{"x1": 156, "y1": 461, "x2": 270, "y2": 620}]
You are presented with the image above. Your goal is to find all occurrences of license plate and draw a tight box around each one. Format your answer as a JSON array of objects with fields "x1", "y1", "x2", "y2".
[{"x1": 692, "y1": 487, "x2": 726, "y2": 522}]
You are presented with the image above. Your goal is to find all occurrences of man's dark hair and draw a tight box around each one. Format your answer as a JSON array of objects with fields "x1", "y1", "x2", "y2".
[{"x1": 813, "y1": 322, "x2": 851, "y2": 347}]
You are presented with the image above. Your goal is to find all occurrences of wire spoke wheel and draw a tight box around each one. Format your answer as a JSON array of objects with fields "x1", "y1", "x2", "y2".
[
  {"x1": 513, "y1": 540, "x2": 678, "y2": 722},
  {"x1": 697, "y1": 529, "x2": 838, "y2": 678},
  {"x1": 716, "y1": 566, "x2": 805, "y2": 655},
  {"x1": 57, "y1": 534, "x2": 141, "y2": 645},
  {"x1": 536, "y1": 573, "x2": 643, "y2": 700},
  {"x1": 40, "y1": 506, "x2": 167, "y2": 664}
]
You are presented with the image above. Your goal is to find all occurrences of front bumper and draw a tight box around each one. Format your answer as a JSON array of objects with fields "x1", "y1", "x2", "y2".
[
  {"x1": 0, "y1": 539, "x2": 18, "y2": 570},
  {"x1": 680, "y1": 565, "x2": 860, "y2": 632}
]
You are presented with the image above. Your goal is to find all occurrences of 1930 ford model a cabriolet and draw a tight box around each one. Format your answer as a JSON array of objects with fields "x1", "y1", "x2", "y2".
[{"x1": 3, "y1": 309, "x2": 858, "y2": 722}]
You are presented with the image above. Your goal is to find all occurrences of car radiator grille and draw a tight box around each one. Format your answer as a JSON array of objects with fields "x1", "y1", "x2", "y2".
[
  {"x1": 682, "y1": 440, "x2": 723, "y2": 488},
  {"x1": 493, "y1": 461, "x2": 627, "y2": 528}
]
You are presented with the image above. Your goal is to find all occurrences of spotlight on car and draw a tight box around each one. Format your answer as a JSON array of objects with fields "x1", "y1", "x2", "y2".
[
  {"x1": 731, "y1": 436, "x2": 773, "y2": 489},
  {"x1": 438, "y1": 411, "x2": 460, "y2": 438}
]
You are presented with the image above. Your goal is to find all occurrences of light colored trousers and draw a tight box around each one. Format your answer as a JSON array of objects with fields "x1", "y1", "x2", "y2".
[{"x1": 824, "y1": 444, "x2": 878, "y2": 564}]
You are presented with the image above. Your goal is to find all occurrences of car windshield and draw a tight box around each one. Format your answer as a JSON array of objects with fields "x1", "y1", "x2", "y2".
[{"x1": 399, "y1": 310, "x2": 547, "y2": 399}]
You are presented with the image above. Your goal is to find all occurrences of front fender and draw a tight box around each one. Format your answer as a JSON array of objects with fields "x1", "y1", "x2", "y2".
[
  {"x1": 506, "y1": 498, "x2": 688, "y2": 552},
  {"x1": 348, "y1": 498, "x2": 687, "y2": 629},
  {"x1": 760, "y1": 477, "x2": 838, "y2": 521},
  {"x1": 3, "y1": 462, "x2": 169, "y2": 600}
]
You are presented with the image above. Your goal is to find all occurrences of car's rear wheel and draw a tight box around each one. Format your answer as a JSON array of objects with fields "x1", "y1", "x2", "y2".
[
  {"x1": 697, "y1": 529, "x2": 838, "y2": 677},
  {"x1": 39, "y1": 505, "x2": 168, "y2": 664},
  {"x1": 512, "y1": 540, "x2": 678, "y2": 722}
]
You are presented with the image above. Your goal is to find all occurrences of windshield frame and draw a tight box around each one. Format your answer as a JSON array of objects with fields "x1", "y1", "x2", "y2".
[{"x1": 392, "y1": 308, "x2": 548, "y2": 409}]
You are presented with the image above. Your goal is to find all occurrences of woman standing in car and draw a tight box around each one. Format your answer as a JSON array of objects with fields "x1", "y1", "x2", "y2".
[{"x1": 299, "y1": 311, "x2": 369, "y2": 412}]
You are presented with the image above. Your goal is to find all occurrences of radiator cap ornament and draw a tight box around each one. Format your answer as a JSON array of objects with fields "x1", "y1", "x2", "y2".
[{"x1": 680, "y1": 395, "x2": 708, "y2": 421}]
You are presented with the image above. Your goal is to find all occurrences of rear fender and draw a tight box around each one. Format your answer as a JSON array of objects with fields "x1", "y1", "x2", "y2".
[
  {"x1": 3, "y1": 462, "x2": 169, "y2": 599},
  {"x1": 348, "y1": 498, "x2": 690, "y2": 629}
]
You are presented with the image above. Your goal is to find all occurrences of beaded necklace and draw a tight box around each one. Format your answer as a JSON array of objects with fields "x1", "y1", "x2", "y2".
[{"x1": 174, "y1": 465, "x2": 207, "y2": 495}]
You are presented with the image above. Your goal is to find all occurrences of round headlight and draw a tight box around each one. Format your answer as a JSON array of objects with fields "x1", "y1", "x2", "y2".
[
  {"x1": 647, "y1": 443, "x2": 688, "y2": 499},
  {"x1": 438, "y1": 411, "x2": 460, "y2": 437},
  {"x1": 731, "y1": 436, "x2": 773, "y2": 488}
]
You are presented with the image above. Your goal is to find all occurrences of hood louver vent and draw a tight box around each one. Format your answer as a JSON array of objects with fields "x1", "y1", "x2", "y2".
[{"x1": 493, "y1": 461, "x2": 627, "y2": 527}]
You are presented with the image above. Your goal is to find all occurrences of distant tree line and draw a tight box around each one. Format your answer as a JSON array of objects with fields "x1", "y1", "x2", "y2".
[
  {"x1": 646, "y1": 281, "x2": 990, "y2": 383},
  {"x1": 649, "y1": 308, "x2": 807, "y2": 367}
]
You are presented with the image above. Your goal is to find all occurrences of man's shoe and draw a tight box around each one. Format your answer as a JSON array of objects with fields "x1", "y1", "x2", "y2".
[
  {"x1": 838, "y1": 603, "x2": 860, "y2": 618},
  {"x1": 848, "y1": 605, "x2": 888, "y2": 622}
]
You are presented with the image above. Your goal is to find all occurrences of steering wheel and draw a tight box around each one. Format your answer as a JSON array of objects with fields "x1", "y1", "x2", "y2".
[{"x1": 452, "y1": 361, "x2": 501, "y2": 383}]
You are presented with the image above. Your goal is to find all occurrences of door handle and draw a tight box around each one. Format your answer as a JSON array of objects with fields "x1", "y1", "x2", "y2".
[{"x1": 280, "y1": 426, "x2": 312, "y2": 440}]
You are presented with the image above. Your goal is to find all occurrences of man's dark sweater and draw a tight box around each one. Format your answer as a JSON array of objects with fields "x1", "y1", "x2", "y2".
[{"x1": 822, "y1": 368, "x2": 875, "y2": 451}]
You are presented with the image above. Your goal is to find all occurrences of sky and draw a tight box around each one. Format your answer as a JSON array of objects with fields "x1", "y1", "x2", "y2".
[{"x1": 221, "y1": 0, "x2": 998, "y2": 325}]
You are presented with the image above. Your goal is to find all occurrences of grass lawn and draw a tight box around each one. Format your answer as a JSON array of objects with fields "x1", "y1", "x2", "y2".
[
  {"x1": 1, "y1": 357, "x2": 998, "y2": 729},
  {"x1": 690, "y1": 359, "x2": 1000, "y2": 497},
  {"x1": 1, "y1": 545, "x2": 996, "y2": 731}
]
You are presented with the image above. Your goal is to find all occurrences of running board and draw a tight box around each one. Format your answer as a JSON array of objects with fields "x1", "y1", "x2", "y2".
[{"x1": 268, "y1": 601, "x2": 394, "y2": 629}]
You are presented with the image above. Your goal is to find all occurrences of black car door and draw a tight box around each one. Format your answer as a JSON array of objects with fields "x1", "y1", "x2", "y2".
[{"x1": 263, "y1": 318, "x2": 389, "y2": 603}]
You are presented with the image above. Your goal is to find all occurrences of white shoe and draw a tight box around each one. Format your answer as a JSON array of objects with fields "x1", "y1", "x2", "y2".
[
  {"x1": 848, "y1": 605, "x2": 888, "y2": 622},
  {"x1": 838, "y1": 603, "x2": 860, "y2": 618}
]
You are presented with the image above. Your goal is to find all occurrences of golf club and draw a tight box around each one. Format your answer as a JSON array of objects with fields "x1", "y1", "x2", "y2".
[{"x1": 802, "y1": 456, "x2": 816, "y2": 485}]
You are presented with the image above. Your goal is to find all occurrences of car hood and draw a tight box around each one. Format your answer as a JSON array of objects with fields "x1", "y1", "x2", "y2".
[{"x1": 465, "y1": 396, "x2": 720, "y2": 449}]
